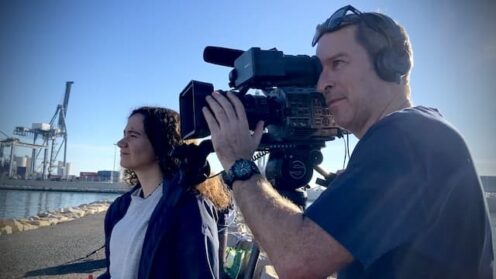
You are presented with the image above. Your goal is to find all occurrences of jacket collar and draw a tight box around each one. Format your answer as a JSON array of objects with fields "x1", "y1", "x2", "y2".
[{"x1": 129, "y1": 171, "x2": 186, "y2": 207}]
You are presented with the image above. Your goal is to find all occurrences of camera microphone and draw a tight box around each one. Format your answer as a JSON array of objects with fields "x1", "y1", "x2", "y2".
[{"x1": 203, "y1": 46, "x2": 243, "y2": 67}]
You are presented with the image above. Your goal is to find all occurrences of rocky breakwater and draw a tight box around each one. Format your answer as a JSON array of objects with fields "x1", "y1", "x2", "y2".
[{"x1": 0, "y1": 201, "x2": 111, "y2": 235}]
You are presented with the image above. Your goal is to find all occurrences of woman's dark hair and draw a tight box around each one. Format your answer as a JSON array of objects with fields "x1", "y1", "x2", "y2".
[
  {"x1": 122, "y1": 106, "x2": 231, "y2": 209},
  {"x1": 125, "y1": 106, "x2": 181, "y2": 184}
]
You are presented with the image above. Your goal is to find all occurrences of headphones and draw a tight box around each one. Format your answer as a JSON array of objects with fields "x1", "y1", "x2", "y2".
[{"x1": 363, "y1": 13, "x2": 412, "y2": 83}]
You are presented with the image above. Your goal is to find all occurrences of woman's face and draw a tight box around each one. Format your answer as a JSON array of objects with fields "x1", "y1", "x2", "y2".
[{"x1": 117, "y1": 113, "x2": 157, "y2": 171}]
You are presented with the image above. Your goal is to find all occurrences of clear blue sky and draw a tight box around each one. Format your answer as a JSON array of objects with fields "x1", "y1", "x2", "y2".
[{"x1": 1, "y1": 0, "x2": 495, "y2": 178}]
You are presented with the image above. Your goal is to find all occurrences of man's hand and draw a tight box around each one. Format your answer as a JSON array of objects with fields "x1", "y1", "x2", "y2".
[{"x1": 202, "y1": 91, "x2": 265, "y2": 170}]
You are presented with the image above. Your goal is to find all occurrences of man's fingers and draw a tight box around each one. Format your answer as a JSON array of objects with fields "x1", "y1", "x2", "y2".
[
  {"x1": 202, "y1": 106, "x2": 220, "y2": 134},
  {"x1": 226, "y1": 92, "x2": 249, "y2": 128},
  {"x1": 205, "y1": 95, "x2": 229, "y2": 126},
  {"x1": 212, "y1": 91, "x2": 238, "y2": 121},
  {"x1": 253, "y1": 121, "x2": 265, "y2": 146}
]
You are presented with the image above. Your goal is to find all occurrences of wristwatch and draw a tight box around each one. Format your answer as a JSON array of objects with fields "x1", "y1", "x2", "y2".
[{"x1": 222, "y1": 159, "x2": 260, "y2": 189}]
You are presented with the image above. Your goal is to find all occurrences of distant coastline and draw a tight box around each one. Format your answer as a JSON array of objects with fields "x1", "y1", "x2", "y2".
[{"x1": 0, "y1": 177, "x2": 129, "y2": 194}]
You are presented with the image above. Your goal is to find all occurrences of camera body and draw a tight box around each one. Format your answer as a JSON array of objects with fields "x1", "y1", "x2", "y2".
[
  {"x1": 180, "y1": 47, "x2": 342, "y2": 145},
  {"x1": 180, "y1": 81, "x2": 339, "y2": 148},
  {"x1": 179, "y1": 46, "x2": 343, "y2": 190}
]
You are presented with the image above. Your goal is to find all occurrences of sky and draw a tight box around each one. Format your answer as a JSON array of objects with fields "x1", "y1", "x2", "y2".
[{"x1": 0, "y1": 0, "x2": 495, "y2": 180}]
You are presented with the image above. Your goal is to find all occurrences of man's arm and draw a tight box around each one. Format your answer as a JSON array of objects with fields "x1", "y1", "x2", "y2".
[
  {"x1": 233, "y1": 174, "x2": 353, "y2": 277},
  {"x1": 202, "y1": 92, "x2": 353, "y2": 277}
]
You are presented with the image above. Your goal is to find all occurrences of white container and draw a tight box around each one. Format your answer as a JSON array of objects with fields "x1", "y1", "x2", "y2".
[
  {"x1": 32, "y1": 123, "x2": 51, "y2": 131},
  {"x1": 15, "y1": 156, "x2": 28, "y2": 167}
]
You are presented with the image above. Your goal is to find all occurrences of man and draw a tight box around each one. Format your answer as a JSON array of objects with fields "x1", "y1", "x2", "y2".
[{"x1": 203, "y1": 5, "x2": 493, "y2": 278}]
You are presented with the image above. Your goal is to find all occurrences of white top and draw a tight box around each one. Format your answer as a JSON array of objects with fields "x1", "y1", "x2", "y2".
[{"x1": 109, "y1": 184, "x2": 163, "y2": 279}]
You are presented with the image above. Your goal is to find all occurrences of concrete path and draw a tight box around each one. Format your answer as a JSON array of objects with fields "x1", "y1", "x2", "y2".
[{"x1": 0, "y1": 213, "x2": 106, "y2": 279}]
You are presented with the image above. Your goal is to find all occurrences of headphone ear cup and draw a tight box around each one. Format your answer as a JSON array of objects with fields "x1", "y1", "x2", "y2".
[
  {"x1": 375, "y1": 48, "x2": 411, "y2": 83},
  {"x1": 392, "y1": 48, "x2": 411, "y2": 77}
]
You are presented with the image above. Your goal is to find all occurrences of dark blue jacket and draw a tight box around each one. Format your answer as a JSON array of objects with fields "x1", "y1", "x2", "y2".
[{"x1": 98, "y1": 174, "x2": 219, "y2": 278}]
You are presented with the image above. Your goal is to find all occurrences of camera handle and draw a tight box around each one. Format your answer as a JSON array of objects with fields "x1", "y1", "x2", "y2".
[{"x1": 314, "y1": 165, "x2": 337, "y2": 187}]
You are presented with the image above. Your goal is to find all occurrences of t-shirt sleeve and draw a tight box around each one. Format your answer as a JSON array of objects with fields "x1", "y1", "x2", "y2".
[{"x1": 305, "y1": 123, "x2": 428, "y2": 268}]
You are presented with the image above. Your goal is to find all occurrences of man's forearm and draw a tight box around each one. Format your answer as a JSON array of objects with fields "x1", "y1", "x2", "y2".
[
  {"x1": 232, "y1": 174, "x2": 306, "y2": 270},
  {"x1": 231, "y1": 174, "x2": 350, "y2": 277}
]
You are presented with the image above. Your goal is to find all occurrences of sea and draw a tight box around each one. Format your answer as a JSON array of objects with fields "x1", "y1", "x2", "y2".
[{"x1": 0, "y1": 189, "x2": 121, "y2": 219}]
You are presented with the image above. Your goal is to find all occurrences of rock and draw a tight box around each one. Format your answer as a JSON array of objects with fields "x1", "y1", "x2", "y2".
[
  {"x1": 0, "y1": 219, "x2": 15, "y2": 227},
  {"x1": 86, "y1": 209, "x2": 98, "y2": 215},
  {"x1": 12, "y1": 219, "x2": 24, "y2": 233},
  {"x1": 0, "y1": 199, "x2": 111, "y2": 235},
  {"x1": 38, "y1": 212, "x2": 50, "y2": 218},
  {"x1": 66, "y1": 208, "x2": 86, "y2": 218},
  {"x1": 0, "y1": 225, "x2": 12, "y2": 235},
  {"x1": 56, "y1": 216, "x2": 72, "y2": 223},
  {"x1": 28, "y1": 220, "x2": 53, "y2": 227},
  {"x1": 17, "y1": 220, "x2": 38, "y2": 231}
]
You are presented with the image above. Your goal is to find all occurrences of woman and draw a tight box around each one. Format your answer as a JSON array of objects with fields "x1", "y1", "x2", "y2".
[{"x1": 99, "y1": 106, "x2": 230, "y2": 279}]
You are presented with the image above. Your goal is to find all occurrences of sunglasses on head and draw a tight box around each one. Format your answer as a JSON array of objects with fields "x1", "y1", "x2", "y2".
[{"x1": 312, "y1": 5, "x2": 384, "y2": 47}]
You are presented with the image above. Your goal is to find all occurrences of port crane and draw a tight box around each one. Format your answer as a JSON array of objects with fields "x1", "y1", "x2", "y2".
[{"x1": 11, "y1": 81, "x2": 73, "y2": 179}]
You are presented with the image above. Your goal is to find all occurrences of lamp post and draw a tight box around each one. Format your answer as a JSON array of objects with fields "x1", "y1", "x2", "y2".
[{"x1": 111, "y1": 144, "x2": 117, "y2": 183}]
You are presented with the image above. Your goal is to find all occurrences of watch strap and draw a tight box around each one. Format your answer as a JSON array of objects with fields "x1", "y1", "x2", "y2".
[{"x1": 222, "y1": 159, "x2": 260, "y2": 189}]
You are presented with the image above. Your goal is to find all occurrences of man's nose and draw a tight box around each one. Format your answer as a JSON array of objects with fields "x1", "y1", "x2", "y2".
[
  {"x1": 316, "y1": 71, "x2": 333, "y2": 93},
  {"x1": 317, "y1": 80, "x2": 328, "y2": 94},
  {"x1": 316, "y1": 71, "x2": 327, "y2": 93}
]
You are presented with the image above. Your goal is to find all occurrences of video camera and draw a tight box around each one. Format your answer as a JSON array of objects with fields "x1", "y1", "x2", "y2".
[{"x1": 179, "y1": 46, "x2": 343, "y2": 192}]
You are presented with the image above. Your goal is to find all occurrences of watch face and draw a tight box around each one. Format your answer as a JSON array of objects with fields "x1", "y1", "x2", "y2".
[{"x1": 234, "y1": 160, "x2": 252, "y2": 177}]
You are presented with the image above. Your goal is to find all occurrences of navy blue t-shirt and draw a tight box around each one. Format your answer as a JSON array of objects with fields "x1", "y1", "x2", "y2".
[{"x1": 305, "y1": 106, "x2": 493, "y2": 278}]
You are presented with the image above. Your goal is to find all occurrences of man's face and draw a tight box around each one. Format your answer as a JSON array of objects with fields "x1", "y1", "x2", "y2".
[{"x1": 316, "y1": 25, "x2": 386, "y2": 134}]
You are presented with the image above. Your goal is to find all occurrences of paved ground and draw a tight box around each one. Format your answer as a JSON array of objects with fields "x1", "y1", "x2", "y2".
[{"x1": 0, "y1": 213, "x2": 106, "y2": 279}]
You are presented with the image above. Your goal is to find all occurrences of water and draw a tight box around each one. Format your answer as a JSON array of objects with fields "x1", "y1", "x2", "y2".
[{"x1": 0, "y1": 189, "x2": 121, "y2": 219}]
